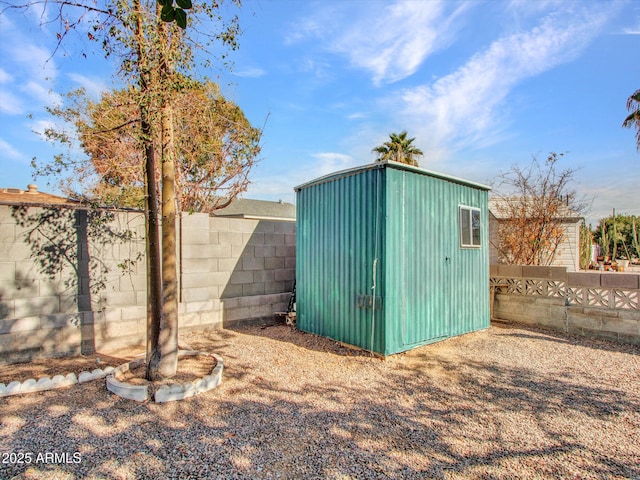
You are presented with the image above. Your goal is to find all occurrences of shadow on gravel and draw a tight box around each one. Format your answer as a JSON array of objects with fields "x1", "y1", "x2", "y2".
[
  {"x1": 227, "y1": 323, "x2": 377, "y2": 358},
  {"x1": 491, "y1": 321, "x2": 640, "y2": 356},
  {"x1": 1, "y1": 324, "x2": 638, "y2": 479}
]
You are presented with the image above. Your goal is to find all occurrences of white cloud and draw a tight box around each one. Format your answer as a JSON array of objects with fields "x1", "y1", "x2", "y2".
[
  {"x1": 621, "y1": 27, "x2": 640, "y2": 35},
  {"x1": 20, "y1": 81, "x2": 62, "y2": 108},
  {"x1": 0, "y1": 68, "x2": 12, "y2": 83},
  {"x1": 0, "y1": 14, "x2": 62, "y2": 118},
  {"x1": 22, "y1": 2, "x2": 52, "y2": 28},
  {"x1": 298, "y1": 56, "x2": 334, "y2": 82},
  {"x1": 0, "y1": 19, "x2": 59, "y2": 113},
  {"x1": 246, "y1": 151, "x2": 359, "y2": 202},
  {"x1": 0, "y1": 13, "x2": 58, "y2": 84},
  {"x1": 618, "y1": 11, "x2": 640, "y2": 34},
  {"x1": 0, "y1": 90, "x2": 24, "y2": 115},
  {"x1": 504, "y1": 0, "x2": 558, "y2": 17},
  {"x1": 245, "y1": 175, "x2": 297, "y2": 204},
  {"x1": 11, "y1": 43, "x2": 57, "y2": 82},
  {"x1": 0, "y1": 138, "x2": 23, "y2": 159},
  {"x1": 393, "y1": 4, "x2": 614, "y2": 156},
  {"x1": 333, "y1": 2, "x2": 451, "y2": 85},
  {"x1": 283, "y1": 9, "x2": 330, "y2": 46},
  {"x1": 233, "y1": 66, "x2": 267, "y2": 78},
  {"x1": 580, "y1": 169, "x2": 640, "y2": 225},
  {"x1": 288, "y1": 1, "x2": 469, "y2": 85},
  {"x1": 30, "y1": 119, "x2": 57, "y2": 138},
  {"x1": 67, "y1": 73, "x2": 108, "y2": 99},
  {"x1": 311, "y1": 152, "x2": 358, "y2": 176}
]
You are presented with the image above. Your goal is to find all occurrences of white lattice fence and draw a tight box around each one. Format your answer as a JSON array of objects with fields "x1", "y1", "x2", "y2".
[
  {"x1": 490, "y1": 266, "x2": 640, "y2": 344},
  {"x1": 491, "y1": 277, "x2": 639, "y2": 311}
]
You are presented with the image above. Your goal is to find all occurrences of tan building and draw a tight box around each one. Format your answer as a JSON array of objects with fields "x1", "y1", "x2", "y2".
[
  {"x1": 0, "y1": 184, "x2": 77, "y2": 206},
  {"x1": 213, "y1": 198, "x2": 295, "y2": 221},
  {"x1": 489, "y1": 197, "x2": 582, "y2": 272}
]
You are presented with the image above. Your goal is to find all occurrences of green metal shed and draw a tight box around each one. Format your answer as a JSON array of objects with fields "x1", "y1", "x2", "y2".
[{"x1": 294, "y1": 161, "x2": 490, "y2": 355}]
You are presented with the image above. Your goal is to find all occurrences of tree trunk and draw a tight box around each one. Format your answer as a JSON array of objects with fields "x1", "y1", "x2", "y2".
[
  {"x1": 144, "y1": 118, "x2": 163, "y2": 380},
  {"x1": 156, "y1": 98, "x2": 179, "y2": 378},
  {"x1": 133, "y1": 0, "x2": 164, "y2": 381},
  {"x1": 155, "y1": 19, "x2": 179, "y2": 379}
]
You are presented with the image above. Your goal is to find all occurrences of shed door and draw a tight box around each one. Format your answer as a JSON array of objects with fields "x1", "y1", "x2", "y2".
[{"x1": 399, "y1": 176, "x2": 451, "y2": 346}]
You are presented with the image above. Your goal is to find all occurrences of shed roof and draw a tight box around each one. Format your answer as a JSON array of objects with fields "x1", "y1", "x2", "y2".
[
  {"x1": 294, "y1": 160, "x2": 491, "y2": 192},
  {"x1": 0, "y1": 185, "x2": 78, "y2": 206},
  {"x1": 213, "y1": 198, "x2": 295, "y2": 221}
]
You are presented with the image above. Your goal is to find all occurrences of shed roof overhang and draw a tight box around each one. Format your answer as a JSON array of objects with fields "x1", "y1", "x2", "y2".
[{"x1": 294, "y1": 160, "x2": 491, "y2": 192}]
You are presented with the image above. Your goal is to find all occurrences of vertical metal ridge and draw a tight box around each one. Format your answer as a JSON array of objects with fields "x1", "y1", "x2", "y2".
[{"x1": 297, "y1": 164, "x2": 488, "y2": 355}]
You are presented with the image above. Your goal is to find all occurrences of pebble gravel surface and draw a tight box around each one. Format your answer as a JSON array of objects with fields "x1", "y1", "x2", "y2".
[{"x1": 1, "y1": 322, "x2": 638, "y2": 479}]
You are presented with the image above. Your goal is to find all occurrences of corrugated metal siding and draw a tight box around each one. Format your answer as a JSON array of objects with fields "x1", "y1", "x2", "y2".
[
  {"x1": 296, "y1": 162, "x2": 489, "y2": 356},
  {"x1": 447, "y1": 182, "x2": 490, "y2": 339},
  {"x1": 384, "y1": 170, "x2": 449, "y2": 353},
  {"x1": 296, "y1": 167, "x2": 386, "y2": 352},
  {"x1": 382, "y1": 169, "x2": 489, "y2": 354}
]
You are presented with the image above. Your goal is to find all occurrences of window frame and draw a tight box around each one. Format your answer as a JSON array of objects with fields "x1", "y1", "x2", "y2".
[{"x1": 459, "y1": 205, "x2": 481, "y2": 248}]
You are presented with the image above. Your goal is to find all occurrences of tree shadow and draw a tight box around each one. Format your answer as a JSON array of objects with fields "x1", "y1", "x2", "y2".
[
  {"x1": 229, "y1": 323, "x2": 376, "y2": 358},
  {"x1": 0, "y1": 324, "x2": 638, "y2": 479},
  {"x1": 218, "y1": 219, "x2": 295, "y2": 328},
  {"x1": 3, "y1": 205, "x2": 142, "y2": 360},
  {"x1": 490, "y1": 321, "x2": 640, "y2": 356}
]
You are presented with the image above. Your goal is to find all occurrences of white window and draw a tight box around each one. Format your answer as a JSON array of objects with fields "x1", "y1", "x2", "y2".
[{"x1": 459, "y1": 206, "x2": 481, "y2": 248}]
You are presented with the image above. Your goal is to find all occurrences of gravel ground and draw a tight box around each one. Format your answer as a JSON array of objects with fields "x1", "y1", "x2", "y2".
[{"x1": 1, "y1": 322, "x2": 639, "y2": 480}]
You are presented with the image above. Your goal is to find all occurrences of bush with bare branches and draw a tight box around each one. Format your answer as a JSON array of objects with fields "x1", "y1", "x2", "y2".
[{"x1": 491, "y1": 152, "x2": 590, "y2": 266}]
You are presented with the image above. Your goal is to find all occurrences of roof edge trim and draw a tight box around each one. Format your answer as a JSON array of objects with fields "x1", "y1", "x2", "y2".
[{"x1": 294, "y1": 160, "x2": 491, "y2": 192}]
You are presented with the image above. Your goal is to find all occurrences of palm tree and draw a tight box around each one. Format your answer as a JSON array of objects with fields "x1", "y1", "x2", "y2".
[
  {"x1": 622, "y1": 89, "x2": 640, "y2": 152},
  {"x1": 372, "y1": 131, "x2": 424, "y2": 166}
]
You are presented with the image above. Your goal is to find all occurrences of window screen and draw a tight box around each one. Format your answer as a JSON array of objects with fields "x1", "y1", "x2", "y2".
[{"x1": 459, "y1": 206, "x2": 481, "y2": 247}]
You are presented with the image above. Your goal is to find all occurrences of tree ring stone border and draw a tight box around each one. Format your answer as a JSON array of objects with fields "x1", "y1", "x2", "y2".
[{"x1": 105, "y1": 351, "x2": 223, "y2": 403}]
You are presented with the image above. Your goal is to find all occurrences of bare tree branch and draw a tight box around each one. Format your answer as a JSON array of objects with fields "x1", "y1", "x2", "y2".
[{"x1": 491, "y1": 152, "x2": 591, "y2": 266}]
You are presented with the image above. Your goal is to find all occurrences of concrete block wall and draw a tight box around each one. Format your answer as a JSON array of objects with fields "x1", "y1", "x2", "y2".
[
  {"x1": 0, "y1": 205, "x2": 295, "y2": 362},
  {"x1": 491, "y1": 265, "x2": 640, "y2": 345},
  {"x1": 0, "y1": 206, "x2": 148, "y2": 361},
  {"x1": 179, "y1": 213, "x2": 295, "y2": 330},
  {"x1": 565, "y1": 270, "x2": 639, "y2": 344}
]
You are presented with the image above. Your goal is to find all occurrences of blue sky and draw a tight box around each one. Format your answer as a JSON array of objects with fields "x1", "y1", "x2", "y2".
[{"x1": 1, "y1": 0, "x2": 638, "y2": 226}]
